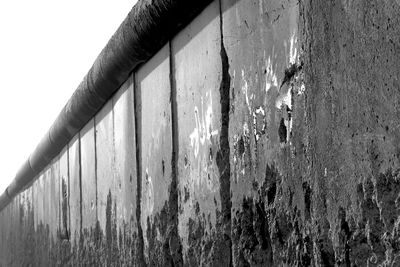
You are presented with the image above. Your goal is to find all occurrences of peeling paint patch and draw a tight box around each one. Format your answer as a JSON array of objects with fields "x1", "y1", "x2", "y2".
[
  {"x1": 289, "y1": 33, "x2": 298, "y2": 64},
  {"x1": 265, "y1": 56, "x2": 278, "y2": 93},
  {"x1": 298, "y1": 83, "x2": 306, "y2": 95},
  {"x1": 275, "y1": 89, "x2": 292, "y2": 109},
  {"x1": 253, "y1": 106, "x2": 267, "y2": 141},
  {"x1": 189, "y1": 90, "x2": 219, "y2": 158},
  {"x1": 241, "y1": 70, "x2": 251, "y2": 113},
  {"x1": 144, "y1": 168, "x2": 154, "y2": 215}
]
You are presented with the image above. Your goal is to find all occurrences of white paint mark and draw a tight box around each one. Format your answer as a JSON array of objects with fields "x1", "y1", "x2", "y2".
[
  {"x1": 145, "y1": 168, "x2": 154, "y2": 214},
  {"x1": 243, "y1": 122, "x2": 250, "y2": 139},
  {"x1": 275, "y1": 89, "x2": 292, "y2": 109},
  {"x1": 298, "y1": 83, "x2": 306, "y2": 95},
  {"x1": 289, "y1": 33, "x2": 298, "y2": 64},
  {"x1": 241, "y1": 70, "x2": 250, "y2": 110},
  {"x1": 275, "y1": 33, "x2": 299, "y2": 109},
  {"x1": 255, "y1": 106, "x2": 265, "y2": 116},
  {"x1": 265, "y1": 56, "x2": 278, "y2": 93},
  {"x1": 252, "y1": 106, "x2": 266, "y2": 141},
  {"x1": 189, "y1": 90, "x2": 219, "y2": 158}
]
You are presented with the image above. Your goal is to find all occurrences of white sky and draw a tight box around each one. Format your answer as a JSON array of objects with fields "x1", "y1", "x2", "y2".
[{"x1": 0, "y1": 0, "x2": 137, "y2": 194}]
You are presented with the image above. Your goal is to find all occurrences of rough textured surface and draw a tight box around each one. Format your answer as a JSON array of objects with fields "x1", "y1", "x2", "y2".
[
  {"x1": 222, "y1": 0, "x2": 301, "y2": 265},
  {"x1": 136, "y1": 44, "x2": 183, "y2": 266},
  {"x1": 173, "y1": 1, "x2": 232, "y2": 265},
  {"x1": 297, "y1": 0, "x2": 400, "y2": 265},
  {"x1": 113, "y1": 75, "x2": 139, "y2": 266},
  {"x1": 2, "y1": 0, "x2": 400, "y2": 266}
]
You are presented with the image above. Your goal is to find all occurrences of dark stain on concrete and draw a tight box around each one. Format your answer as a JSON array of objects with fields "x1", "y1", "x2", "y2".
[
  {"x1": 237, "y1": 136, "x2": 245, "y2": 156},
  {"x1": 213, "y1": 0, "x2": 233, "y2": 265},
  {"x1": 279, "y1": 62, "x2": 303, "y2": 89},
  {"x1": 134, "y1": 70, "x2": 147, "y2": 267},
  {"x1": 144, "y1": 199, "x2": 183, "y2": 267},
  {"x1": 61, "y1": 178, "x2": 69, "y2": 240},
  {"x1": 232, "y1": 197, "x2": 273, "y2": 266},
  {"x1": 142, "y1": 146, "x2": 183, "y2": 267},
  {"x1": 278, "y1": 118, "x2": 287, "y2": 144},
  {"x1": 169, "y1": 37, "x2": 184, "y2": 266}
]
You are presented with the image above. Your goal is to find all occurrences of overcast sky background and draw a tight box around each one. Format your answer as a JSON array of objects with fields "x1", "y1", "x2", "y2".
[{"x1": 0, "y1": 0, "x2": 137, "y2": 194}]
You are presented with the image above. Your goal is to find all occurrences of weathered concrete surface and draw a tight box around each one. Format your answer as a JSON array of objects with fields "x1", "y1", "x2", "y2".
[
  {"x1": 96, "y1": 100, "x2": 115, "y2": 237},
  {"x1": 49, "y1": 159, "x2": 60, "y2": 242},
  {"x1": 113, "y1": 75, "x2": 139, "y2": 265},
  {"x1": 80, "y1": 119, "x2": 98, "y2": 263},
  {"x1": 68, "y1": 135, "x2": 81, "y2": 264},
  {"x1": 173, "y1": 1, "x2": 232, "y2": 265},
  {"x1": 59, "y1": 148, "x2": 70, "y2": 243},
  {"x1": 298, "y1": 0, "x2": 400, "y2": 265},
  {"x1": 137, "y1": 44, "x2": 182, "y2": 266},
  {"x1": 81, "y1": 119, "x2": 97, "y2": 230},
  {"x1": 222, "y1": 0, "x2": 400, "y2": 266},
  {"x1": 222, "y1": 0, "x2": 300, "y2": 265}
]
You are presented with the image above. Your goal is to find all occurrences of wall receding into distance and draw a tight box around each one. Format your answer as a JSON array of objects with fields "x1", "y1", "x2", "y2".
[{"x1": 1, "y1": 0, "x2": 400, "y2": 266}]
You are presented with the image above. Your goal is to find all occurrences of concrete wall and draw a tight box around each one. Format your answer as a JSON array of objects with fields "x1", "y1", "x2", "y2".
[{"x1": 1, "y1": 0, "x2": 400, "y2": 266}]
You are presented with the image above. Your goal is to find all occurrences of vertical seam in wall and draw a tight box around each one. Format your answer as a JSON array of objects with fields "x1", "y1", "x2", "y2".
[
  {"x1": 67, "y1": 143, "x2": 71, "y2": 238},
  {"x1": 133, "y1": 71, "x2": 146, "y2": 266},
  {"x1": 58, "y1": 155, "x2": 61, "y2": 241},
  {"x1": 218, "y1": 0, "x2": 233, "y2": 265},
  {"x1": 94, "y1": 117, "x2": 98, "y2": 222},
  {"x1": 78, "y1": 132, "x2": 83, "y2": 237},
  {"x1": 111, "y1": 92, "x2": 117, "y2": 258},
  {"x1": 111, "y1": 95, "x2": 116, "y2": 193},
  {"x1": 169, "y1": 40, "x2": 183, "y2": 265}
]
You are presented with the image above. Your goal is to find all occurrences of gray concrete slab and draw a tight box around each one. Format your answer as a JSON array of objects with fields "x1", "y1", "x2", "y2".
[
  {"x1": 49, "y1": 159, "x2": 60, "y2": 242},
  {"x1": 136, "y1": 44, "x2": 173, "y2": 265},
  {"x1": 95, "y1": 100, "x2": 115, "y2": 235},
  {"x1": 69, "y1": 135, "x2": 81, "y2": 246},
  {"x1": 172, "y1": 1, "x2": 230, "y2": 264},
  {"x1": 221, "y1": 0, "x2": 300, "y2": 265},
  {"x1": 113, "y1": 74, "x2": 138, "y2": 261},
  {"x1": 51, "y1": 159, "x2": 60, "y2": 242},
  {"x1": 80, "y1": 119, "x2": 97, "y2": 230},
  {"x1": 59, "y1": 147, "x2": 70, "y2": 241}
]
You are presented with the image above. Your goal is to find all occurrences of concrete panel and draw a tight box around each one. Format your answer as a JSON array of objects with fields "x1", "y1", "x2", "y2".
[
  {"x1": 37, "y1": 174, "x2": 45, "y2": 227},
  {"x1": 3, "y1": 205, "x2": 11, "y2": 264},
  {"x1": 136, "y1": 44, "x2": 173, "y2": 265},
  {"x1": 222, "y1": 0, "x2": 300, "y2": 265},
  {"x1": 35, "y1": 172, "x2": 51, "y2": 265},
  {"x1": 113, "y1": 74, "x2": 138, "y2": 262},
  {"x1": 96, "y1": 101, "x2": 114, "y2": 232},
  {"x1": 59, "y1": 147, "x2": 70, "y2": 240},
  {"x1": 0, "y1": 208, "x2": 5, "y2": 265},
  {"x1": 222, "y1": 0, "x2": 299, "y2": 200},
  {"x1": 49, "y1": 159, "x2": 60, "y2": 242},
  {"x1": 32, "y1": 177, "x2": 39, "y2": 232},
  {"x1": 95, "y1": 99, "x2": 117, "y2": 264},
  {"x1": 299, "y1": 1, "x2": 400, "y2": 265},
  {"x1": 80, "y1": 119, "x2": 97, "y2": 230},
  {"x1": 172, "y1": 1, "x2": 230, "y2": 265},
  {"x1": 69, "y1": 135, "x2": 81, "y2": 246},
  {"x1": 10, "y1": 196, "x2": 20, "y2": 264},
  {"x1": 21, "y1": 186, "x2": 35, "y2": 265},
  {"x1": 43, "y1": 167, "x2": 51, "y2": 233}
]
